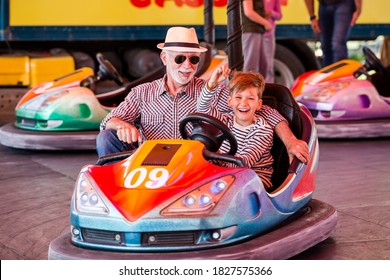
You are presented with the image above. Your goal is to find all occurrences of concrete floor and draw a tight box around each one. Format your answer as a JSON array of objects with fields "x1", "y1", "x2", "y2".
[
  {"x1": 0, "y1": 131, "x2": 389, "y2": 260},
  {"x1": 292, "y1": 138, "x2": 390, "y2": 260}
]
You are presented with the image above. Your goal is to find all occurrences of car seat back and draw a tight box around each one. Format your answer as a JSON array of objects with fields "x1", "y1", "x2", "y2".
[
  {"x1": 371, "y1": 65, "x2": 390, "y2": 97},
  {"x1": 262, "y1": 83, "x2": 303, "y2": 190}
]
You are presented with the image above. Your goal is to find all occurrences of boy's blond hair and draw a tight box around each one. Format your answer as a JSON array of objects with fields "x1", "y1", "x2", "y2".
[{"x1": 229, "y1": 71, "x2": 265, "y2": 99}]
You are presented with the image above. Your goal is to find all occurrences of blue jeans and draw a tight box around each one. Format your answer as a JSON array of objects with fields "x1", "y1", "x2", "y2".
[
  {"x1": 319, "y1": 0, "x2": 355, "y2": 66},
  {"x1": 96, "y1": 129, "x2": 137, "y2": 157}
]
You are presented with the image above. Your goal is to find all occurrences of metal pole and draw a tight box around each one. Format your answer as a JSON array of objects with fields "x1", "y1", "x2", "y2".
[
  {"x1": 203, "y1": 0, "x2": 215, "y2": 46},
  {"x1": 226, "y1": 0, "x2": 243, "y2": 71}
]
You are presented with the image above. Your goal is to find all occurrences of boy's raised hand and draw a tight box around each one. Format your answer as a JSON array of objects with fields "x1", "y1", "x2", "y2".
[{"x1": 207, "y1": 64, "x2": 231, "y2": 90}]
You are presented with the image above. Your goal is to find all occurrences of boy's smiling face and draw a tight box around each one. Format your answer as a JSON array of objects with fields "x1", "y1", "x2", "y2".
[{"x1": 228, "y1": 86, "x2": 262, "y2": 127}]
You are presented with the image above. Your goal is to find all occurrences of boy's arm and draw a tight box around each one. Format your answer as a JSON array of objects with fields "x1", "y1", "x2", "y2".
[
  {"x1": 351, "y1": 0, "x2": 362, "y2": 26},
  {"x1": 198, "y1": 86, "x2": 226, "y2": 121},
  {"x1": 197, "y1": 86, "x2": 215, "y2": 114},
  {"x1": 304, "y1": 0, "x2": 320, "y2": 33},
  {"x1": 242, "y1": 0, "x2": 272, "y2": 31},
  {"x1": 198, "y1": 64, "x2": 231, "y2": 115}
]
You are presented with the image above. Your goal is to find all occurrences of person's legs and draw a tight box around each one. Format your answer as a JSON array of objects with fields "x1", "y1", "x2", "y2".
[
  {"x1": 262, "y1": 31, "x2": 276, "y2": 83},
  {"x1": 242, "y1": 32, "x2": 262, "y2": 72},
  {"x1": 331, "y1": 1, "x2": 354, "y2": 63},
  {"x1": 96, "y1": 129, "x2": 136, "y2": 157},
  {"x1": 319, "y1": 3, "x2": 335, "y2": 66}
]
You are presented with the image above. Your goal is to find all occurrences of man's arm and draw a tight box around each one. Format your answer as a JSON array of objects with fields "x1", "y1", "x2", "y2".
[
  {"x1": 100, "y1": 88, "x2": 142, "y2": 145},
  {"x1": 304, "y1": 0, "x2": 315, "y2": 19},
  {"x1": 258, "y1": 105, "x2": 309, "y2": 164},
  {"x1": 105, "y1": 117, "x2": 141, "y2": 144},
  {"x1": 274, "y1": 121, "x2": 309, "y2": 164},
  {"x1": 304, "y1": 0, "x2": 320, "y2": 34},
  {"x1": 351, "y1": 0, "x2": 362, "y2": 26}
]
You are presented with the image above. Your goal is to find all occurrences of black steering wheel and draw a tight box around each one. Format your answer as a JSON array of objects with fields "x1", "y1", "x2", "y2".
[
  {"x1": 179, "y1": 112, "x2": 237, "y2": 155},
  {"x1": 96, "y1": 53, "x2": 124, "y2": 85},
  {"x1": 363, "y1": 47, "x2": 386, "y2": 74},
  {"x1": 179, "y1": 113, "x2": 244, "y2": 167}
]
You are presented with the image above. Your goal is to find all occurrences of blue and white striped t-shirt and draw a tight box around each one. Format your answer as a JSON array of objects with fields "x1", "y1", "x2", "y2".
[{"x1": 197, "y1": 85, "x2": 279, "y2": 189}]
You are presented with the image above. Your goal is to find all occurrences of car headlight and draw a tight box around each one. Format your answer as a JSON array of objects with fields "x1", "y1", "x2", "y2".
[
  {"x1": 24, "y1": 89, "x2": 69, "y2": 111},
  {"x1": 303, "y1": 82, "x2": 350, "y2": 102},
  {"x1": 74, "y1": 172, "x2": 109, "y2": 214},
  {"x1": 161, "y1": 175, "x2": 235, "y2": 215}
]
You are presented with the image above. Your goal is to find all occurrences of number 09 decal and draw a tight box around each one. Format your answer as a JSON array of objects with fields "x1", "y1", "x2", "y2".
[{"x1": 124, "y1": 167, "x2": 169, "y2": 189}]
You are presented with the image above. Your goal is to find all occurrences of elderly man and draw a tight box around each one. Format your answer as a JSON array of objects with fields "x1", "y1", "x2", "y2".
[{"x1": 96, "y1": 26, "x2": 309, "y2": 164}]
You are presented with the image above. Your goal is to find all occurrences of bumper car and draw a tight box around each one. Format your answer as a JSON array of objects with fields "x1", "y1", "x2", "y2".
[
  {"x1": 293, "y1": 47, "x2": 390, "y2": 139},
  {"x1": 48, "y1": 84, "x2": 337, "y2": 260},
  {"x1": 0, "y1": 53, "x2": 128, "y2": 150}
]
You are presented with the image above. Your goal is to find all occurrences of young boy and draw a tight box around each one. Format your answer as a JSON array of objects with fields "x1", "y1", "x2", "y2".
[{"x1": 198, "y1": 68, "x2": 274, "y2": 190}]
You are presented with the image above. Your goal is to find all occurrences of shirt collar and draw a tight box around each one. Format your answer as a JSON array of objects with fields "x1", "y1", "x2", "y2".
[{"x1": 159, "y1": 74, "x2": 196, "y2": 96}]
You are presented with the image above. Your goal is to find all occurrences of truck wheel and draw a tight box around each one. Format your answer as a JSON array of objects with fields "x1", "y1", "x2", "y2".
[
  {"x1": 70, "y1": 51, "x2": 96, "y2": 71},
  {"x1": 275, "y1": 44, "x2": 305, "y2": 80},
  {"x1": 274, "y1": 59, "x2": 295, "y2": 88},
  {"x1": 278, "y1": 39, "x2": 321, "y2": 71},
  {"x1": 123, "y1": 49, "x2": 163, "y2": 78}
]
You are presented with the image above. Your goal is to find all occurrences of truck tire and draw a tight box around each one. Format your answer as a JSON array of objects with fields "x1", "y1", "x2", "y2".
[
  {"x1": 275, "y1": 44, "x2": 306, "y2": 80},
  {"x1": 123, "y1": 49, "x2": 163, "y2": 78},
  {"x1": 70, "y1": 51, "x2": 96, "y2": 71},
  {"x1": 274, "y1": 59, "x2": 295, "y2": 88},
  {"x1": 278, "y1": 39, "x2": 321, "y2": 71}
]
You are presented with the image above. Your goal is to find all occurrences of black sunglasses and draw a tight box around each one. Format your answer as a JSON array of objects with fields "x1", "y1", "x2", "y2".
[{"x1": 174, "y1": 55, "x2": 201, "y2": 65}]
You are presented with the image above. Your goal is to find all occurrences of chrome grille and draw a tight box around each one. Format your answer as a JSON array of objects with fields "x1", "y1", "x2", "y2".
[
  {"x1": 142, "y1": 231, "x2": 199, "y2": 246},
  {"x1": 16, "y1": 117, "x2": 37, "y2": 128},
  {"x1": 82, "y1": 228, "x2": 123, "y2": 245}
]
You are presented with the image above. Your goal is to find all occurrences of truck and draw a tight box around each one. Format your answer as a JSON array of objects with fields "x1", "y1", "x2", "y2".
[{"x1": 1, "y1": 0, "x2": 390, "y2": 88}]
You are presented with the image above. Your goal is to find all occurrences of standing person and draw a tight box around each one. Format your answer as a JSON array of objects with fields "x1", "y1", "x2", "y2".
[
  {"x1": 96, "y1": 26, "x2": 309, "y2": 164},
  {"x1": 198, "y1": 69, "x2": 275, "y2": 190},
  {"x1": 263, "y1": 0, "x2": 283, "y2": 82},
  {"x1": 241, "y1": 0, "x2": 273, "y2": 79},
  {"x1": 304, "y1": 0, "x2": 362, "y2": 66}
]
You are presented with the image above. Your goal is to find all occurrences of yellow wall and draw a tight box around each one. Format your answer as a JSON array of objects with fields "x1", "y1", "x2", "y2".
[
  {"x1": 10, "y1": 0, "x2": 389, "y2": 26},
  {"x1": 10, "y1": 0, "x2": 210, "y2": 26}
]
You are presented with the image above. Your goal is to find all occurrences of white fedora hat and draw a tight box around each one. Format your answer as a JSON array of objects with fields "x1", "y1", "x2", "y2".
[{"x1": 157, "y1": 27, "x2": 207, "y2": 53}]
